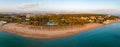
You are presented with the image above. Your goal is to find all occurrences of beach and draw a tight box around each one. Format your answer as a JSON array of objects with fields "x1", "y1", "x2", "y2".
[
  {"x1": 0, "y1": 23, "x2": 105, "y2": 39},
  {"x1": 0, "y1": 19, "x2": 120, "y2": 39}
]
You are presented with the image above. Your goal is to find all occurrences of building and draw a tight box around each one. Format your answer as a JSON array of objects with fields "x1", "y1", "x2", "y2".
[
  {"x1": 90, "y1": 16, "x2": 96, "y2": 19},
  {"x1": 0, "y1": 21, "x2": 7, "y2": 26},
  {"x1": 107, "y1": 14, "x2": 111, "y2": 17},
  {"x1": 26, "y1": 13, "x2": 34, "y2": 18},
  {"x1": 103, "y1": 20, "x2": 113, "y2": 24},
  {"x1": 25, "y1": 18, "x2": 30, "y2": 21}
]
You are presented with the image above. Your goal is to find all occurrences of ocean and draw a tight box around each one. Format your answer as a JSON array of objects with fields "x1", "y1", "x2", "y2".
[
  {"x1": 112, "y1": 14, "x2": 120, "y2": 16},
  {"x1": 0, "y1": 22, "x2": 120, "y2": 47}
]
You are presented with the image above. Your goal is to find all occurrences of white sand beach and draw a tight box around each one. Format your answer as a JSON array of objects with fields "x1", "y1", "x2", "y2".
[{"x1": 0, "y1": 23, "x2": 104, "y2": 39}]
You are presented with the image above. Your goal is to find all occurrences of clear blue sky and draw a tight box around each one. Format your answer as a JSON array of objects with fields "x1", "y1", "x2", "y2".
[{"x1": 0, "y1": 0, "x2": 120, "y2": 12}]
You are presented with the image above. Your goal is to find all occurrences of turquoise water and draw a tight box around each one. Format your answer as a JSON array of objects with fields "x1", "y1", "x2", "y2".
[{"x1": 0, "y1": 22, "x2": 120, "y2": 47}]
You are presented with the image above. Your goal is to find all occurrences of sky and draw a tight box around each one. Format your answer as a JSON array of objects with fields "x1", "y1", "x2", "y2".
[{"x1": 0, "y1": 0, "x2": 120, "y2": 13}]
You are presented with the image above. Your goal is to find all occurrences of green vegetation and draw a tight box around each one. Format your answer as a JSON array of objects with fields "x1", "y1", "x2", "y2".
[{"x1": 0, "y1": 14, "x2": 120, "y2": 26}]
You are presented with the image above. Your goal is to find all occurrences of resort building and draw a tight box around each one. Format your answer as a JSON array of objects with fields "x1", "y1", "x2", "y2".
[
  {"x1": 81, "y1": 17, "x2": 88, "y2": 20},
  {"x1": 26, "y1": 13, "x2": 34, "y2": 18},
  {"x1": 107, "y1": 14, "x2": 111, "y2": 17},
  {"x1": 0, "y1": 21, "x2": 7, "y2": 26},
  {"x1": 90, "y1": 16, "x2": 96, "y2": 19},
  {"x1": 25, "y1": 18, "x2": 30, "y2": 21},
  {"x1": 88, "y1": 20, "x2": 94, "y2": 22},
  {"x1": 103, "y1": 20, "x2": 114, "y2": 24},
  {"x1": 26, "y1": 14, "x2": 31, "y2": 18}
]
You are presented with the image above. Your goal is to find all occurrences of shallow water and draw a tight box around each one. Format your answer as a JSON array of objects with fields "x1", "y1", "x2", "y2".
[
  {"x1": 112, "y1": 14, "x2": 120, "y2": 16},
  {"x1": 0, "y1": 22, "x2": 120, "y2": 47}
]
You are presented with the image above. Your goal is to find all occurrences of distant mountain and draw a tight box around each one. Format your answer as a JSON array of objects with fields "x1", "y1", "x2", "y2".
[{"x1": 0, "y1": 9, "x2": 119, "y2": 15}]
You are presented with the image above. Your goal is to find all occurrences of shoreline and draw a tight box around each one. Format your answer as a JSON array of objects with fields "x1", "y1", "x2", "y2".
[
  {"x1": 0, "y1": 21, "x2": 120, "y2": 39},
  {"x1": 0, "y1": 23, "x2": 103, "y2": 39}
]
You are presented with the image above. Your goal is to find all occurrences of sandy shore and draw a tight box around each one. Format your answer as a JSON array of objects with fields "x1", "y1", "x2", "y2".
[{"x1": 0, "y1": 23, "x2": 105, "y2": 39}]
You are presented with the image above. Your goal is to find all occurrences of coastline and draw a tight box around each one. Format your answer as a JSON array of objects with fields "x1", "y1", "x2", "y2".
[
  {"x1": 0, "y1": 20, "x2": 120, "y2": 39},
  {"x1": 0, "y1": 23, "x2": 104, "y2": 39}
]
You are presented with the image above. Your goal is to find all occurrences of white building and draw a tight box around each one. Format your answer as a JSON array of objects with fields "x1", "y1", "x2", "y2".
[
  {"x1": 26, "y1": 13, "x2": 34, "y2": 18},
  {"x1": 107, "y1": 14, "x2": 111, "y2": 17},
  {"x1": 103, "y1": 20, "x2": 113, "y2": 24},
  {"x1": 0, "y1": 21, "x2": 7, "y2": 26}
]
